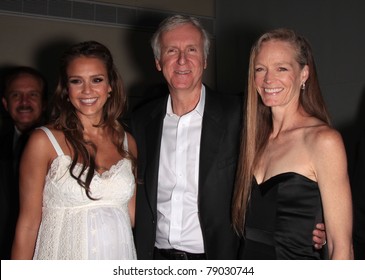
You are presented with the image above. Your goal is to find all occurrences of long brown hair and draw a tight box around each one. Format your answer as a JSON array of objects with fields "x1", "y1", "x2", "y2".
[
  {"x1": 232, "y1": 28, "x2": 331, "y2": 235},
  {"x1": 50, "y1": 41, "x2": 134, "y2": 199}
]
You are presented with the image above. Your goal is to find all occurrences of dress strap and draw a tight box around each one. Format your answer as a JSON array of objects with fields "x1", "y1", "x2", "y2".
[
  {"x1": 123, "y1": 132, "x2": 128, "y2": 150},
  {"x1": 37, "y1": 127, "x2": 64, "y2": 156}
]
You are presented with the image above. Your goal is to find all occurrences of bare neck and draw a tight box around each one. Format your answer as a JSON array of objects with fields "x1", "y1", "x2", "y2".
[
  {"x1": 169, "y1": 87, "x2": 202, "y2": 116},
  {"x1": 271, "y1": 105, "x2": 309, "y2": 137}
]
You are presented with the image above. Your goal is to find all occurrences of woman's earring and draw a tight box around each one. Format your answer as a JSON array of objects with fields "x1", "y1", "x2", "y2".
[
  {"x1": 301, "y1": 83, "x2": 306, "y2": 90},
  {"x1": 108, "y1": 92, "x2": 111, "y2": 98}
]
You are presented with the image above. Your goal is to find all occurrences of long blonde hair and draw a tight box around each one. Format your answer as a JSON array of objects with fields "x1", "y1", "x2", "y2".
[{"x1": 232, "y1": 28, "x2": 331, "y2": 235}]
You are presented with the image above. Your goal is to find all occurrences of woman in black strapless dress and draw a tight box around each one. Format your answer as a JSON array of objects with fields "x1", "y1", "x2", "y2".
[
  {"x1": 233, "y1": 28, "x2": 353, "y2": 260},
  {"x1": 240, "y1": 173, "x2": 326, "y2": 259}
]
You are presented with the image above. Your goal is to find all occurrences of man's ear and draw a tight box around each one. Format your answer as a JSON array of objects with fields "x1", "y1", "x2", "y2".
[{"x1": 155, "y1": 59, "x2": 162, "y2": 71}]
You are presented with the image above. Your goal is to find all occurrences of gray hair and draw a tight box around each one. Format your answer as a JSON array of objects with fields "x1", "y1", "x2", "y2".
[{"x1": 151, "y1": 14, "x2": 210, "y2": 60}]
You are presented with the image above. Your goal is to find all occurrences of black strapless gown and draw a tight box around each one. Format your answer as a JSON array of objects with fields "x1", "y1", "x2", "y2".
[{"x1": 239, "y1": 172, "x2": 328, "y2": 260}]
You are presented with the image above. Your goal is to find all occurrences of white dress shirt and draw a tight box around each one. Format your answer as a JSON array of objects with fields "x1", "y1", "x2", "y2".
[{"x1": 155, "y1": 86, "x2": 206, "y2": 253}]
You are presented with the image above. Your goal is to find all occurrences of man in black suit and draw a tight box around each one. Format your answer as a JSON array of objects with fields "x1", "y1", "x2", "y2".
[
  {"x1": 130, "y1": 15, "x2": 242, "y2": 260},
  {"x1": 0, "y1": 66, "x2": 47, "y2": 259},
  {"x1": 131, "y1": 15, "x2": 326, "y2": 260}
]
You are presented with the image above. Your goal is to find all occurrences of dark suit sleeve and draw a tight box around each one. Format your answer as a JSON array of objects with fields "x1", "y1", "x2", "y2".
[
  {"x1": 0, "y1": 126, "x2": 18, "y2": 260},
  {"x1": 352, "y1": 129, "x2": 365, "y2": 259},
  {"x1": 129, "y1": 98, "x2": 166, "y2": 260},
  {"x1": 198, "y1": 90, "x2": 242, "y2": 259}
]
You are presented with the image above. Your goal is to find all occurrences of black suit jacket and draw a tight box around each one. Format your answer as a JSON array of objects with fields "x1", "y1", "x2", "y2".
[
  {"x1": 0, "y1": 122, "x2": 20, "y2": 259},
  {"x1": 130, "y1": 86, "x2": 242, "y2": 259}
]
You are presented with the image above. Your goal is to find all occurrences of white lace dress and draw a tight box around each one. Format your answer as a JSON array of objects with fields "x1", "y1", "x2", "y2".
[{"x1": 33, "y1": 127, "x2": 136, "y2": 260}]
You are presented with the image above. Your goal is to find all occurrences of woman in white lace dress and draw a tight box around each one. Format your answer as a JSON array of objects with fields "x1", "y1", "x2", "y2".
[{"x1": 12, "y1": 41, "x2": 137, "y2": 260}]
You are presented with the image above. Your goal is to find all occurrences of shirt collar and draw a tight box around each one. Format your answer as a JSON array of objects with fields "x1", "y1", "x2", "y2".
[
  {"x1": 166, "y1": 85, "x2": 206, "y2": 117},
  {"x1": 13, "y1": 126, "x2": 23, "y2": 150},
  {"x1": 14, "y1": 125, "x2": 22, "y2": 136}
]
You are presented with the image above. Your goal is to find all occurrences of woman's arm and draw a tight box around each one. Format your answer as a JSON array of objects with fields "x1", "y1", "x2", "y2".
[
  {"x1": 11, "y1": 129, "x2": 52, "y2": 259},
  {"x1": 313, "y1": 128, "x2": 353, "y2": 259}
]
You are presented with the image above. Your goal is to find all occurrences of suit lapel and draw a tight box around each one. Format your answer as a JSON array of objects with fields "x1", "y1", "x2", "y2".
[
  {"x1": 199, "y1": 89, "x2": 225, "y2": 193},
  {"x1": 144, "y1": 97, "x2": 168, "y2": 215}
]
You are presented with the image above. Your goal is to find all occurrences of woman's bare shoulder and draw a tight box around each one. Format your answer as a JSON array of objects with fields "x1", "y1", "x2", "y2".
[
  {"x1": 29, "y1": 125, "x2": 54, "y2": 138},
  {"x1": 309, "y1": 124, "x2": 342, "y2": 145},
  {"x1": 28, "y1": 126, "x2": 64, "y2": 152},
  {"x1": 305, "y1": 124, "x2": 345, "y2": 158}
]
